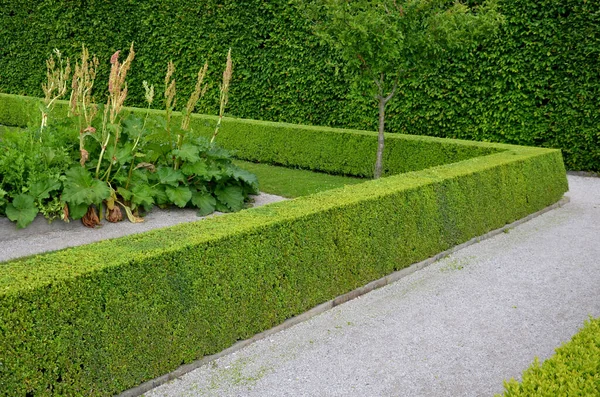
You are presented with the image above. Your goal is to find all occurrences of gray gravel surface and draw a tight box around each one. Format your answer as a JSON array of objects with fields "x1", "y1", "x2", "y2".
[
  {"x1": 0, "y1": 193, "x2": 286, "y2": 262},
  {"x1": 144, "y1": 175, "x2": 600, "y2": 397}
]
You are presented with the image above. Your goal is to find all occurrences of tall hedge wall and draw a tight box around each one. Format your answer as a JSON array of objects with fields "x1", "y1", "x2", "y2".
[{"x1": 1, "y1": 0, "x2": 598, "y2": 171}]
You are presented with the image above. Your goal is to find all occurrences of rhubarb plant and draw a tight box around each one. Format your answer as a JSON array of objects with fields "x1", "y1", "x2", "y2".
[{"x1": 0, "y1": 45, "x2": 258, "y2": 229}]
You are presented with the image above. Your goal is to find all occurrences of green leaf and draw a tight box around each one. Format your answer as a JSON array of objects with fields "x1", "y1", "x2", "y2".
[
  {"x1": 69, "y1": 202, "x2": 88, "y2": 220},
  {"x1": 181, "y1": 160, "x2": 208, "y2": 177},
  {"x1": 62, "y1": 167, "x2": 111, "y2": 205},
  {"x1": 29, "y1": 179, "x2": 62, "y2": 201},
  {"x1": 228, "y1": 166, "x2": 259, "y2": 193},
  {"x1": 153, "y1": 185, "x2": 169, "y2": 207},
  {"x1": 114, "y1": 143, "x2": 134, "y2": 165},
  {"x1": 131, "y1": 184, "x2": 156, "y2": 211},
  {"x1": 203, "y1": 163, "x2": 225, "y2": 181},
  {"x1": 173, "y1": 143, "x2": 200, "y2": 163},
  {"x1": 191, "y1": 191, "x2": 216, "y2": 216},
  {"x1": 122, "y1": 114, "x2": 144, "y2": 138},
  {"x1": 117, "y1": 187, "x2": 133, "y2": 201},
  {"x1": 192, "y1": 137, "x2": 210, "y2": 151},
  {"x1": 215, "y1": 200, "x2": 231, "y2": 213},
  {"x1": 6, "y1": 194, "x2": 38, "y2": 228},
  {"x1": 206, "y1": 145, "x2": 232, "y2": 161},
  {"x1": 215, "y1": 185, "x2": 244, "y2": 212},
  {"x1": 0, "y1": 188, "x2": 8, "y2": 207},
  {"x1": 165, "y1": 185, "x2": 192, "y2": 208},
  {"x1": 156, "y1": 166, "x2": 184, "y2": 187}
]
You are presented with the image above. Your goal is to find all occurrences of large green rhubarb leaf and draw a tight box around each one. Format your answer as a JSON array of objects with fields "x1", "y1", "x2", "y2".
[
  {"x1": 191, "y1": 191, "x2": 216, "y2": 216},
  {"x1": 62, "y1": 167, "x2": 111, "y2": 205},
  {"x1": 156, "y1": 166, "x2": 184, "y2": 187},
  {"x1": 29, "y1": 179, "x2": 62, "y2": 200},
  {"x1": 6, "y1": 194, "x2": 38, "y2": 228},
  {"x1": 165, "y1": 185, "x2": 192, "y2": 208},
  {"x1": 181, "y1": 160, "x2": 208, "y2": 177},
  {"x1": 215, "y1": 185, "x2": 244, "y2": 212},
  {"x1": 131, "y1": 184, "x2": 156, "y2": 211},
  {"x1": 173, "y1": 143, "x2": 200, "y2": 163},
  {"x1": 68, "y1": 202, "x2": 89, "y2": 220},
  {"x1": 228, "y1": 166, "x2": 259, "y2": 193}
]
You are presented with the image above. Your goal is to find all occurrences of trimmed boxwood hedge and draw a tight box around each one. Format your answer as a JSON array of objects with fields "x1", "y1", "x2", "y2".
[
  {"x1": 0, "y1": 92, "x2": 501, "y2": 177},
  {"x1": 0, "y1": 97, "x2": 567, "y2": 395},
  {"x1": 500, "y1": 317, "x2": 600, "y2": 396}
]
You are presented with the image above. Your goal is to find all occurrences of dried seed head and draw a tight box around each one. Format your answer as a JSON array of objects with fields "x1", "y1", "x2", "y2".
[
  {"x1": 164, "y1": 61, "x2": 177, "y2": 112},
  {"x1": 165, "y1": 61, "x2": 175, "y2": 89},
  {"x1": 182, "y1": 61, "x2": 209, "y2": 131},
  {"x1": 143, "y1": 80, "x2": 155, "y2": 105},
  {"x1": 42, "y1": 50, "x2": 71, "y2": 108},
  {"x1": 107, "y1": 43, "x2": 135, "y2": 123},
  {"x1": 80, "y1": 149, "x2": 89, "y2": 166},
  {"x1": 110, "y1": 51, "x2": 121, "y2": 65},
  {"x1": 219, "y1": 48, "x2": 233, "y2": 115}
]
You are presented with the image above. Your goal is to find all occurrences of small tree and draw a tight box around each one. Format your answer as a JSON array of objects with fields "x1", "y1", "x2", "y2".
[{"x1": 304, "y1": 0, "x2": 504, "y2": 178}]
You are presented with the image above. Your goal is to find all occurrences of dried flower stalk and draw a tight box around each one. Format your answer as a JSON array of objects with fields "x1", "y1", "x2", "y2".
[
  {"x1": 41, "y1": 49, "x2": 71, "y2": 132},
  {"x1": 164, "y1": 61, "x2": 177, "y2": 150},
  {"x1": 70, "y1": 44, "x2": 99, "y2": 166},
  {"x1": 211, "y1": 48, "x2": 233, "y2": 143},
  {"x1": 181, "y1": 62, "x2": 208, "y2": 131},
  {"x1": 96, "y1": 43, "x2": 135, "y2": 180},
  {"x1": 107, "y1": 42, "x2": 135, "y2": 124},
  {"x1": 173, "y1": 62, "x2": 209, "y2": 170}
]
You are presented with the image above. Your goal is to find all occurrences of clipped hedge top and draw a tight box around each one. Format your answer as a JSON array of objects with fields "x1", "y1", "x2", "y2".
[
  {"x1": 0, "y1": 93, "x2": 507, "y2": 178},
  {"x1": 0, "y1": 144, "x2": 558, "y2": 294},
  {"x1": 500, "y1": 317, "x2": 600, "y2": 396},
  {"x1": 0, "y1": 92, "x2": 511, "y2": 150}
]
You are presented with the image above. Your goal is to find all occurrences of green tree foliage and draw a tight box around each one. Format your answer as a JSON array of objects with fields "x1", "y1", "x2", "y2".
[{"x1": 303, "y1": 0, "x2": 504, "y2": 178}]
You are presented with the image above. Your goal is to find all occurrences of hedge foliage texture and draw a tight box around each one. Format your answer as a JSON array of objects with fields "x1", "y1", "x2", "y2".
[
  {"x1": 0, "y1": 103, "x2": 568, "y2": 395},
  {"x1": 0, "y1": 0, "x2": 598, "y2": 171},
  {"x1": 500, "y1": 317, "x2": 600, "y2": 397},
  {"x1": 0, "y1": 93, "x2": 501, "y2": 178}
]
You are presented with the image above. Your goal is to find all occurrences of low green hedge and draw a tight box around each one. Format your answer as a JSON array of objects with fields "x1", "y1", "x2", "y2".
[
  {"x1": 500, "y1": 317, "x2": 600, "y2": 396},
  {"x1": 0, "y1": 93, "x2": 568, "y2": 395},
  {"x1": 0, "y1": 92, "x2": 500, "y2": 177},
  {"x1": 0, "y1": 137, "x2": 567, "y2": 395}
]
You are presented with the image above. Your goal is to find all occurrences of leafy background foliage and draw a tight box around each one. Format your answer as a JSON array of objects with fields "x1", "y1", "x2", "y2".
[{"x1": 1, "y1": 0, "x2": 599, "y2": 170}]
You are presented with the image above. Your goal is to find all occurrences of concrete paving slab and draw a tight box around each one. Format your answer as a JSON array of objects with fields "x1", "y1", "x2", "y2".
[{"x1": 143, "y1": 175, "x2": 600, "y2": 397}]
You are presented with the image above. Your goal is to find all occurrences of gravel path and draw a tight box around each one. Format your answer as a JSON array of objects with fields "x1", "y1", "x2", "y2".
[
  {"x1": 0, "y1": 193, "x2": 286, "y2": 262},
  {"x1": 144, "y1": 175, "x2": 600, "y2": 397}
]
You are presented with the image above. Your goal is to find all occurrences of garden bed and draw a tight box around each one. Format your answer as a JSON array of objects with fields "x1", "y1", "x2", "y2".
[{"x1": 0, "y1": 93, "x2": 568, "y2": 396}]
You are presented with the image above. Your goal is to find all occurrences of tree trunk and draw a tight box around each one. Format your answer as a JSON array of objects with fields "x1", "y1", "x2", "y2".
[{"x1": 374, "y1": 96, "x2": 386, "y2": 179}]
